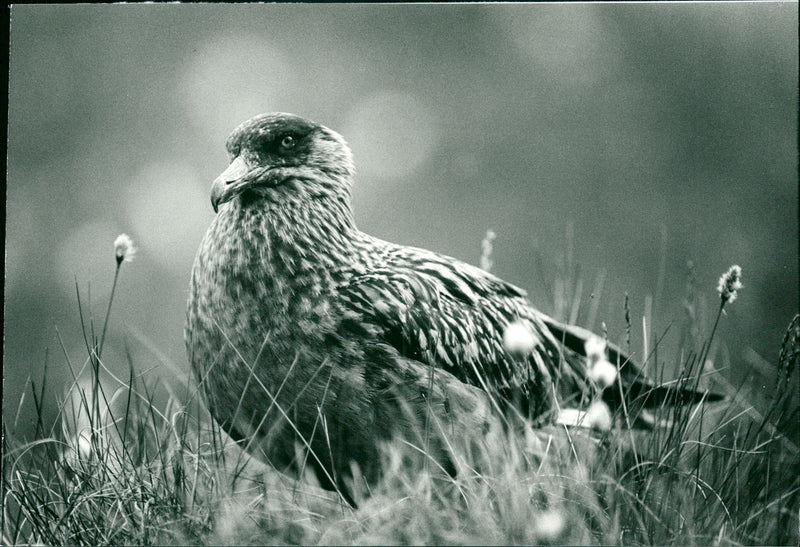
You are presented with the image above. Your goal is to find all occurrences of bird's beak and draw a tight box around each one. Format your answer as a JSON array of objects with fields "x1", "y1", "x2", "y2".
[{"x1": 210, "y1": 156, "x2": 253, "y2": 213}]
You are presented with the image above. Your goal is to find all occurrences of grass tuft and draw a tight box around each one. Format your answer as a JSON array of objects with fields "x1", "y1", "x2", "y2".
[{"x1": 2, "y1": 241, "x2": 798, "y2": 545}]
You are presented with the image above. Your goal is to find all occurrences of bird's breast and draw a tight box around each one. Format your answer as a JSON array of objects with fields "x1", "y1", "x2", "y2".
[{"x1": 186, "y1": 205, "x2": 363, "y2": 377}]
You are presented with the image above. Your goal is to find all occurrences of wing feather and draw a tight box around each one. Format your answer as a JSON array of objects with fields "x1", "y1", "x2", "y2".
[{"x1": 337, "y1": 251, "x2": 578, "y2": 420}]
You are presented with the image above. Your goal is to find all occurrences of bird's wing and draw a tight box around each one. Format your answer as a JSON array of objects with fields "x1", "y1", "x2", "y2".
[
  {"x1": 337, "y1": 250, "x2": 593, "y2": 420},
  {"x1": 340, "y1": 241, "x2": 722, "y2": 416}
]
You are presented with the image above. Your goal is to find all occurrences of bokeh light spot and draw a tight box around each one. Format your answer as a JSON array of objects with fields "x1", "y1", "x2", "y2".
[
  {"x1": 492, "y1": 7, "x2": 612, "y2": 87},
  {"x1": 343, "y1": 91, "x2": 439, "y2": 180},
  {"x1": 179, "y1": 35, "x2": 295, "y2": 139},
  {"x1": 5, "y1": 185, "x2": 46, "y2": 296},
  {"x1": 124, "y1": 162, "x2": 213, "y2": 274},
  {"x1": 56, "y1": 220, "x2": 123, "y2": 301}
]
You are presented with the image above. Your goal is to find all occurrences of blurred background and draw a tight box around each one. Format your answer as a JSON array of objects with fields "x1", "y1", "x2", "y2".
[{"x1": 6, "y1": 4, "x2": 798, "y2": 428}]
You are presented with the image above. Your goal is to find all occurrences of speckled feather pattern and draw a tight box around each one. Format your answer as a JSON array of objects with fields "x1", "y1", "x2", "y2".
[{"x1": 185, "y1": 113, "x2": 709, "y2": 499}]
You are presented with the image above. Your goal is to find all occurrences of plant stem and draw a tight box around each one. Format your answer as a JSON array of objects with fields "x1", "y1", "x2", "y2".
[
  {"x1": 99, "y1": 262, "x2": 122, "y2": 358},
  {"x1": 698, "y1": 299, "x2": 725, "y2": 376}
]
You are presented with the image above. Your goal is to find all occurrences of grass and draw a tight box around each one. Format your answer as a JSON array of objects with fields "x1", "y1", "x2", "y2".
[{"x1": 2, "y1": 238, "x2": 798, "y2": 545}]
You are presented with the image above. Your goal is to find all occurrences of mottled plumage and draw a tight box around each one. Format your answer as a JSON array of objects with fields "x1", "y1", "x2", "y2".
[{"x1": 186, "y1": 113, "x2": 718, "y2": 501}]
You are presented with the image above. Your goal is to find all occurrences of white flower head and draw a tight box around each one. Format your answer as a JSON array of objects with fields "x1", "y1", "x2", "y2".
[
  {"x1": 114, "y1": 233, "x2": 137, "y2": 264},
  {"x1": 717, "y1": 265, "x2": 743, "y2": 303},
  {"x1": 585, "y1": 400, "x2": 613, "y2": 431},
  {"x1": 503, "y1": 320, "x2": 538, "y2": 356},
  {"x1": 584, "y1": 335, "x2": 607, "y2": 364},
  {"x1": 588, "y1": 359, "x2": 618, "y2": 389},
  {"x1": 533, "y1": 508, "x2": 566, "y2": 542}
]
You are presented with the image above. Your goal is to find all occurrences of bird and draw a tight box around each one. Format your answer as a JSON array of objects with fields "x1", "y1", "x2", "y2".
[{"x1": 185, "y1": 112, "x2": 720, "y2": 503}]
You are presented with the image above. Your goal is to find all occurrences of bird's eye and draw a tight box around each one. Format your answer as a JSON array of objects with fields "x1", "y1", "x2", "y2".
[{"x1": 280, "y1": 135, "x2": 295, "y2": 149}]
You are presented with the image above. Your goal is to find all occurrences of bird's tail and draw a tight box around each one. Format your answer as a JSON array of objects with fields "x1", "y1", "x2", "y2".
[{"x1": 538, "y1": 313, "x2": 725, "y2": 410}]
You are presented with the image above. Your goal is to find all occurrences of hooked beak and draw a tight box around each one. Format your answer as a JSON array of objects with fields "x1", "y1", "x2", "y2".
[{"x1": 210, "y1": 156, "x2": 254, "y2": 213}]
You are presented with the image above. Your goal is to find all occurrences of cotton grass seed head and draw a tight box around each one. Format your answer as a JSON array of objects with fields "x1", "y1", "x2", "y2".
[
  {"x1": 584, "y1": 335, "x2": 607, "y2": 363},
  {"x1": 114, "y1": 233, "x2": 136, "y2": 264},
  {"x1": 588, "y1": 359, "x2": 618, "y2": 389},
  {"x1": 532, "y1": 508, "x2": 566, "y2": 543},
  {"x1": 503, "y1": 320, "x2": 537, "y2": 356},
  {"x1": 717, "y1": 265, "x2": 743, "y2": 304},
  {"x1": 584, "y1": 336, "x2": 616, "y2": 387}
]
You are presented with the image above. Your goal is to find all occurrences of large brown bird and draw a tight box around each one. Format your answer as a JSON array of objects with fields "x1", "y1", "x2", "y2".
[{"x1": 185, "y1": 112, "x2": 719, "y2": 502}]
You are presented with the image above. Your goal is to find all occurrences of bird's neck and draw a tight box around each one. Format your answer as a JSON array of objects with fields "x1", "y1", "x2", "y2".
[
  {"x1": 220, "y1": 187, "x2": 359, "y2": 278},
  {"x1": 271, "y1": 193, "x2": 357, "y2": 267}
]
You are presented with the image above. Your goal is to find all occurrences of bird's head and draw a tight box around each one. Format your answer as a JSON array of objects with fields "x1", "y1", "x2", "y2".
[{"x1": 210, "y1": 113, "x2": 355, "y2": 213}]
